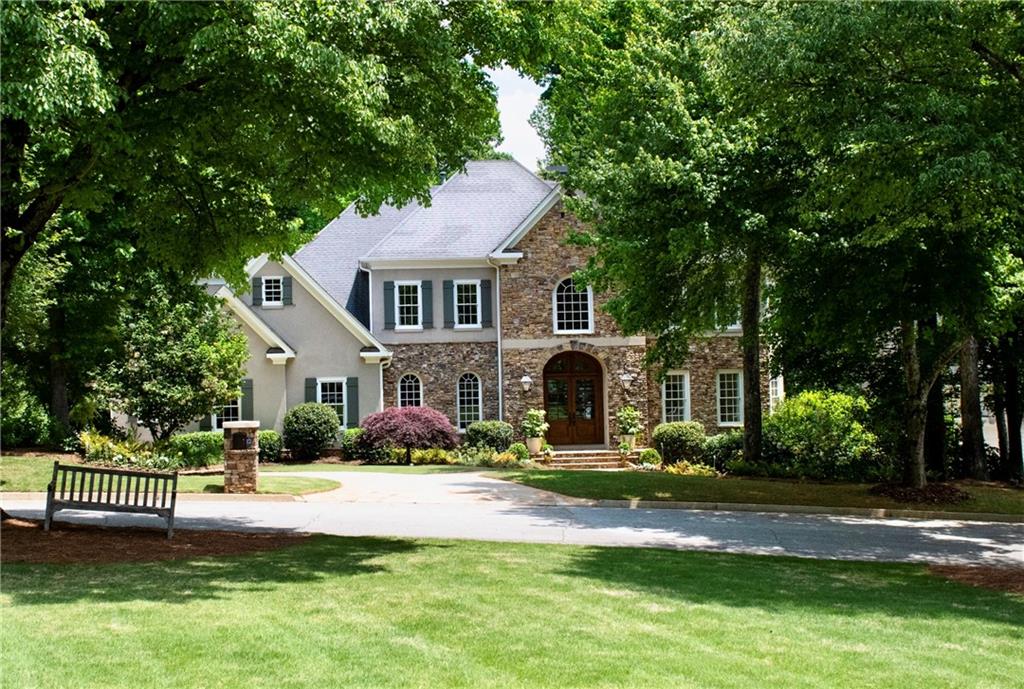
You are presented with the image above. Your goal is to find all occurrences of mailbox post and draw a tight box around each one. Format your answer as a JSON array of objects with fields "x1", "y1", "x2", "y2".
[{"x1": 222, "y1": 420, "x2": 260, "y2": 494}]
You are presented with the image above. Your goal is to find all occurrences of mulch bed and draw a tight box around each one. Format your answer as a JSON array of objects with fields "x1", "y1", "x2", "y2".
[
  {"x1": 868, "y1": 482, "x2": 972, "y2": 505},
  {"x1": 1, "y1": 518, "x2": 308, "y2": 564},
  {"x1": 929, "y1": 565, "x2": 1024, "y2": 595}
]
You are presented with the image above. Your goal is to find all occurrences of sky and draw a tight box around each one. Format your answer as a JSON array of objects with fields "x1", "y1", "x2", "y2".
[{"x1": 485, "y1": 67, "x2": 546, "y2": 171}]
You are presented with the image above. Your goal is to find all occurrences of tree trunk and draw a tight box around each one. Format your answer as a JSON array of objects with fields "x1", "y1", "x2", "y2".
[
  {"x1": 47, "y1": 304, "x2": 71, "y2": 431},
  {"x1": 959, "y1": 335, "x2": 987, "y2": 479},
  {"x1": 1005, "y1": 343, "x2": 1023, "y2": 480},
  {"x1": 899, "y1": 320, "x2": 928, "y2": 488},
  {"x1": 924, "y1": 378, "x2": 946, "y2": 479},
  {"x1": 741, "y1": 252, "x2": 762, "y2": 465}
]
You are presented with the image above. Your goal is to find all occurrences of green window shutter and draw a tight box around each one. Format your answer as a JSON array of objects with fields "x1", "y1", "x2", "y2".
[
  {"x1": 241, "y1": 378, "x2": 254, "y2": 420},
  {"x1": 282, "y1": 277, "x2": 293, "y2": 305},
  {"x1": 199, "y1": 414, "x2": 212, "y2": 431},
  {"x1": 305, "y1": 378, "x2": 317, "y2": 403},
  {"x1": 481, "y1": 280, "x2": 493, "y2": 328},
  {"x1": 251, "y1": 277, "x2": 263, "y2": 306},
  {"x1": 422, "y1": 280, "x2": 433, "y2": 328},
  {"x1": 346, "y1": 377, "x2": 359, "y2": 428},
  {"x1": 443, "y1": 280, "x2": 455, "y2": 328},
  {"x1": 383, "y1": 281, "x2": 395, "y2": 329}
]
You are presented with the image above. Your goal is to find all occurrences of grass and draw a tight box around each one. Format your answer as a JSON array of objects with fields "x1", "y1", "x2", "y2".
[
  {"x1": 0, "y1": 456, "x2": 339, "y2": 496},
  {"x1": 498, "y1": 470, "x2": 1024, "y2": 515},
  {"x1": 2, "y1": 536, "x2": 1021, "y2": 689},
  {"x1": 261, "y1": 462, "x2": 483, "y2": 474}
]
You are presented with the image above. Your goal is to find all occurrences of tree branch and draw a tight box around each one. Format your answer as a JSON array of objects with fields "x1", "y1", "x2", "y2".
[{"x1": 970, "y1": 40, "x2": 1023, "y2": 85}]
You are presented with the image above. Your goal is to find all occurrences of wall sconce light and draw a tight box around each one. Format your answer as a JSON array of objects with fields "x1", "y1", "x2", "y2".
[
  {"x1": 619, "y1": 373, "x2": 636, "y2": 390},
  {"x1": 520, "y1": 375, "x2": 533, "y2": 392}
]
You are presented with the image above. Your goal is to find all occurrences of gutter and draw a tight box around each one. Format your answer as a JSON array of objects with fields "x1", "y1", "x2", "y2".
[{"x1": 487, "y1": 256, "x2": 505, "y2": 420}]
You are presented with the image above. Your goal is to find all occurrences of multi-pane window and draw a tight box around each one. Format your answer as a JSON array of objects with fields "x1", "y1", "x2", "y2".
[
  {"x1": 262, "y1": 276, "x2": 284, "y2": 305},
  {"x1": 717, "y1": 371, "x2": 743, "y2": 426},
  {"x1": 212, "y1": 397, "x2": 241, "y2": 430},
  {"x1": 553, "y1": 277, "x2": 593, "y2": 334},
  {"x1": 456, "y1": 373, "x2": 483, "y2": 430},
  {"x1": 396, "y1": 282, "x2": 422, "y2": 329},
  {"x1": 398, "y1": 374, "x2": 423, "y2": 407},
  {"x1": 454, "y1": 281, "x2": 481, "y2": 328},
  {"x1": 661, "y1": 371, "x2": 690, "y2": 423},
  {"x1": 769, "y1": 376, "x2": 784, "y2": 414},
  {"x1": 317, "y1": 379, "x2": 346, "y2": 427}
]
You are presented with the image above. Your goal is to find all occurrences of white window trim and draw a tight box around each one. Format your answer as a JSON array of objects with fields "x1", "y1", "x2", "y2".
[
  {"x1": 316, "y1": 377, "x2": 348, "y2": 430},
  {"x1": 661, "y1": 370, "x2": 691, "y2": 423},
  {"x1": 717, "y1": 370, "x2": 744, "y2": 427},
  {"x1": 397, "y1": 373, "x2": 424, "y2": 407},
  {"x1": 262, "y1": 275, "x2": 285, "y2": 307},
  {"x1": 455, "y1": 372, "x2": 484, "y2": 432},
  {"x1": 211, "y1": 396, "x2": 242, "y2": 430},
  {"x1": 394, "y1": 280, "x2": 423, "y2": 331},
  {"x1": 552, "y1": 278, "x2": 595, "y2": 335},
  {"x1": 453, "y1": 279, "x2": 483, "y2": 330}
]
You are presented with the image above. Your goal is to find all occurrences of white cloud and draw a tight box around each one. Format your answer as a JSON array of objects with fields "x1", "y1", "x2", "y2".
[{"x1": 486, "y1": 67, "x2": 546, "y2": 171}]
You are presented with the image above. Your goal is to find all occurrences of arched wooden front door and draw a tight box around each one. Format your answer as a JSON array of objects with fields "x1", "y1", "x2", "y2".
[{"x1": 543, "y1": 351, "x2": 604, "y2": 446}]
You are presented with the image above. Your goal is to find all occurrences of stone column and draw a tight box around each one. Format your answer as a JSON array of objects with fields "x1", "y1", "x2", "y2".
[{"x1": 222, "y1": 421, "x2": 260, "y2": 494}]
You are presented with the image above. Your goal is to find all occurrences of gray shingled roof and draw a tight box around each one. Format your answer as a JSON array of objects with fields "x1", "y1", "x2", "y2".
[
  {"x1": 292, "y1": 160, "x2": 557, "y2": 325},
  {"x1": 363, "y1": 160, "x2": 555, "y2": 260}
]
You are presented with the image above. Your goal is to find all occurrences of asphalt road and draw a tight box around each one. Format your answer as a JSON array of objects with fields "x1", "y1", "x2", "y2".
[{"x1": 3, "y1": 470, "x2": 1021, "y2": 567}]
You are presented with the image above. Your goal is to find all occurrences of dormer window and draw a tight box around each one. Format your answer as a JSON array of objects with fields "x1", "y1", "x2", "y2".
[
  {"x1": 262, "y1": 276, "x2": 284, "y2": 306},
  {"x1": 395, "y1": 281, "x2": 422, "y2": 330},
  {"x1": 553, "y1": 277, "x2": 593, "y2": 335}
]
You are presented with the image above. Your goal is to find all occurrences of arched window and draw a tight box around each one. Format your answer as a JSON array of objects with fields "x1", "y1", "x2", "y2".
[
  {"x1": 553, "y1": 277, "x2": 593, "y2": 334},
  {"x1": 456, "y1": 373, "x2": 482, "y2": 431},
  {"x1": 398, "y1": 374, "x2": 423, "y2": 407}
]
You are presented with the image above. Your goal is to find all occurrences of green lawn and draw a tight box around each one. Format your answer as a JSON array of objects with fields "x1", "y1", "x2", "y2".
[
  {"x1": 2, "y1": 536, "x2": 1021, "y2": 689},
  {"x1": 498, "y1": 470, "x2": 1024, "y2": 515},
  {"x1": 262, "y1": 462, "x2": 484, "y2": 474},
  {"x1": 0, "y1": 456, "x2": 339, "y2": 495}
]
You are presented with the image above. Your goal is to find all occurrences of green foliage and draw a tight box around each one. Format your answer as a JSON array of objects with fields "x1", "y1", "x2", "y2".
[
  {"x1": 98, "y1": 280, "x2": 248, "y2": 441},
  {"x1": 638, "y1": 448, "x2": 662, "y2": 466},
  {"x1": 521, "y1": 409, "x2": 549, "y2": 438},
  {"x1": 452, "y1": 445, "x2": 529, "y2": 468},
  {"x1": 665, "y1": 461, "x2": 718, "y2": 478},
  {"x1": 283, "y1": 403, "x2": 340, "y2": 461},
  {"x1": 508, "y1": 442, "x2": 530, "y2": 463},
  {"x1": 79, "y1": 430, "x2": 181, "y2": 471},
  {"x1": 652, "y1": 422, "x2": 706, "y2": 464},
  {"x1": 258, "y1": 430, "x2": 282, "y2": 463},
  {"x1": 616, "y1": 406, "x2": 642, "y2": 435},
  {"x1": 703, "y1": 432, "x2": 744, "y2": 471},
  {"x1": 340, "y1": 428, "x2": 392, "y2": 464},
  {"x1": 466, "y1": 420, "x2": 514, "y2": 452},
  {"x1": 389, "y1": 447, "x2": 457, "y2": 466},
  {"x1": 0, "y1": 361, "x2": 53, "y2": 447},
  {"x1": 762, "y1": 391, "x2": 887, "y2": 482},
  {"x1": 163, "y1": 432, "x2": 223, "y2": 469}
]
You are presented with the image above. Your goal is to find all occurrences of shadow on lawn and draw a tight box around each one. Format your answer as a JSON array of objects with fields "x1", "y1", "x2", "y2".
[
  {"x1": 557, "y1": 544, "x2": 1024, "y2": 627},
  {"x1": 3, "y1": 535, "x2": 436, "y2": 607}
]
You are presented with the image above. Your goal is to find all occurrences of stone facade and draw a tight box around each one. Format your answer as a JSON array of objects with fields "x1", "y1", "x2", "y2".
[
  {"x1": 383, "y1": 342, "x2": 500, "y2": 426},
  {"x1": 222, "y1": 421, "x2": 260, "y2": 494}
]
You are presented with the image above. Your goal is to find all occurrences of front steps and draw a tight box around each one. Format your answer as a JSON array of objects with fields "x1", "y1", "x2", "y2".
[{"x1": 541, "y1": 449, "x2": 630, "y2": 470}]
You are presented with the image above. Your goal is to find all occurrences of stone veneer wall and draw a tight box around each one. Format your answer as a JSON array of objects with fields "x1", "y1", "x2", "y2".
[
  {"x1": 383, "y1": 342, "x2": 500, "y2": 425},
  {"x1": 646, "y1": 336, "x2": 771, "y2": 435}
]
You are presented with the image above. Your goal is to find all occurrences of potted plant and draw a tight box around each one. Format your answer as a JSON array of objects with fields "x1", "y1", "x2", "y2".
[
  {"x1": 617, "y1": 405, "x2": 642, "y2": 450},
  {"x1": 521, "y1": 409, "x2": 549, "y2": 455}
]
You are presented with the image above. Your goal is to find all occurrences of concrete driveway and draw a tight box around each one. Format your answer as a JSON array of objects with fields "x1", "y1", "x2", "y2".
[{"x1": 3, "y1": 469, "x2": 1022, "y2": 567}]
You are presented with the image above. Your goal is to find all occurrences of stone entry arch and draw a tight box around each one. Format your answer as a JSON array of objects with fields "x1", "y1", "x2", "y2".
[{"x1": 543, "y1": 351, "x2": 604, "y2": 446}]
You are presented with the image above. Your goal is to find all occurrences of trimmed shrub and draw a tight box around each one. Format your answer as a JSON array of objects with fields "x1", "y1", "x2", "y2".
[
  {"x1": 638, "y1": 448, "x2": 662, "y2": 466},
  {"x1": 704, "y1": 431, "x2": 744, "y2": 471},
  {"x1": 466, "y1": 420, "x2": 514, "y2": 451},
  {"x1": 508, "y1": 442, "x2": 530, "y2": 462},
  {"x1": 652, "y1": 421, "x2": 706, "y2": 464},
  {"x1": 165, "y1": 431, "x2": 223, "y2": 468},
  {"x1": 763, "y1": 390, "x2": 883, "y2": 481},
  {"x1": 283, "y1": 403, "x2": 341, "y2": 461},
  {"x1": 340, "y1": 427, "x2": 391, "y2": 464},
  {"x1": 665, "y1": 461, "x2": 718, "y2": 477},
  {"x1": 361, "y1": 406, "x2": 460, "y2": 465},
  {"x1": 258, "y1": 430, "x2": 282, "y2": 463}
]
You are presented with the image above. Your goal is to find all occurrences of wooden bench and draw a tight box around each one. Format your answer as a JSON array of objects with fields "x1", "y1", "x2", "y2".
[{"x1": 45, "y1": 462, "x2": 179, "y2": 539}]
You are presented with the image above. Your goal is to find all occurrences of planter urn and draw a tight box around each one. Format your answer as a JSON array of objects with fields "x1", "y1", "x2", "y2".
[{"x1": 526, "y1": 437, "x2": 543, "y2": 455}]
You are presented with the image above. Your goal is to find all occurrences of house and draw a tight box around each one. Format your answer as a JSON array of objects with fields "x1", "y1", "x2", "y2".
[{"x1": 203, "y1": 160, "x2": 778, "y2": 446}]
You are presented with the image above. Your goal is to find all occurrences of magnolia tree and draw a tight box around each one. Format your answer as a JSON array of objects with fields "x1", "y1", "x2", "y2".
[{"x1": 361, "y1": 407, "x2": 461, "y2": 466}]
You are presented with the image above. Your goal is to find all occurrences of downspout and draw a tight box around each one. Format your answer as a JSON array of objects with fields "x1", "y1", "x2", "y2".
[{"x1": 487, "y1": 257, "x2": 504, "y2": 420}]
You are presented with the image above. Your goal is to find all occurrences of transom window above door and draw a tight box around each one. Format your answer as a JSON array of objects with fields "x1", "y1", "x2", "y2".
[
  {"x1": 396, "y1": 281, "x2": 422, "y2": 330},
  {"x1": 553, "y1": 277, "x2": 593, "y2": 334},
  {"x1": 454, "y1": 280, "x2": 481, "y2": 328}
]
